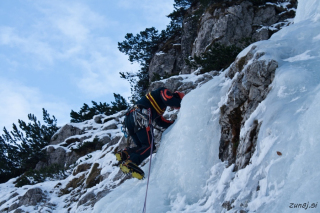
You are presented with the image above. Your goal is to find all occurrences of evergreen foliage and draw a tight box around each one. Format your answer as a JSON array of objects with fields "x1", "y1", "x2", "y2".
[
  {"x1": 118, "y1": 27, "x2": 160, "y2": 66},
  {"x1": 174, "y1": 0, "x2": 195, "y2": 9},
  {"x1": 168, "y1": 0, "x2": 223, "y2": 23},
  {"x1": 167, "y1": 0, "x2": 196, "y2": 24},
  {"x1": 70, "y1": 93, "x2": 129, "y2": 123},
  {"x1": 14, "y1": 163, "x2": 67, "y2": 187},
  {"x1": 118, "y1": 21, "x2": 182, "y2": 103},
  {"x1": 185, "y1": 43, "x2": 242, "y2": 73},
  {"x1": 0, "y1": 109, "x2": 59, "y2": 183},
  {"x1": 167, "y1": 7, "x2": 187, "y2": 24},
  {"x1": 118, "y1": 28, "x2": 160, "y2": 102}
]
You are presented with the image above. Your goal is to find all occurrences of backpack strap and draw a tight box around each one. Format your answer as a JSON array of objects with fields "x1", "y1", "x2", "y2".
[{"x1": 146, "y1": 92, "x2": 164, "y2": 115}]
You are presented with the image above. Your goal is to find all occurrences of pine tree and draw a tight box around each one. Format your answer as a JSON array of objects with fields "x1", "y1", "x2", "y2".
[
  {"x1": 118, "y1": 24, "x2": 181, "y2": 102},
  {"x1": 118, "y1": 27, "x2": 160, "y2": 66},
  {"x1": 118, "y1": 27, "x2": 160, "y2": 101},
  {"x1": 70, "y1": 93, "x2": 129, "y2": 123},
  {"x1": 173, "y1": 0, "x2": 195, "y2": 9},
  {"x1": 0, "y1": 137, "x2": 11, "y2": 183},
  {"x1": 110, "y1": 93, "x2": 129, "y2": 114},
  {"x1": 0, "y1": 109, "x2": 58, "y2": 183},
  {"x1": 70, "y1": 102, "x2": 112, "y2": 123}
]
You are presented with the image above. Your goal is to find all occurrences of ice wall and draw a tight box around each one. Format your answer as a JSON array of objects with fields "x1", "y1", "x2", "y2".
[{"x1": 295, "y1": 0, "x2": 320, "y2": 23}]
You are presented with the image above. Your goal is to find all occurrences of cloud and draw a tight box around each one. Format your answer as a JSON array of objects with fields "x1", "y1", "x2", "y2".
[
  {"x1": 33, "y1": 1, "x2": 134, "y2": 97},
  {"x1": 0, "y1": 1, "x2": 131, "y2": 95},
  {"x1": 0, "y1": 26, "x2": 55, "y2": 64},
  {"x1": 74, "y1": 42, "x2": 139, "y2": 98},
  {"x1": 117, "y1": 0, "x2": 174, "y2": 30},
  {"x1": 35, "y1": 1, "x2": 109, "y2": 43},
  {"x1": 117, "y1": 0, "x2": 173, "y2": 12},
  {"x1": 0, "y1": 1, "x2": 113, "y2": 64},
  {"x1": 0, "y1": 77, "x2": 72, "y2": 130},
  {"x1": 33, "y1": 2, "x2": 138, "y2": 98}
]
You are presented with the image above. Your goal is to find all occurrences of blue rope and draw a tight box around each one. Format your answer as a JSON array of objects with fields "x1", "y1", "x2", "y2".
[{"x1": 121, "y1": 126, "x2": 128, "y2": 138}]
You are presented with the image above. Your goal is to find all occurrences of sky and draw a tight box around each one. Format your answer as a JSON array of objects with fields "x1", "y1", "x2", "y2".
[{"x1": 0, "y1": 0, "x2": 174, "y2": 130}]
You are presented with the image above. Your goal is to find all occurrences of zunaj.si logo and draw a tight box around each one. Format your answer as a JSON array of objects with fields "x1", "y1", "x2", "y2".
[{"x1": 289, "y1": 202, "x2": 318, "y2": 210}]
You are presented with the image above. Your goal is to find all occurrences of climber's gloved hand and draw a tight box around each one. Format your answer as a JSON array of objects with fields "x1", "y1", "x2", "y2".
[{"x1": 173, "y1": 91, "x2": 185, "y2": 100}]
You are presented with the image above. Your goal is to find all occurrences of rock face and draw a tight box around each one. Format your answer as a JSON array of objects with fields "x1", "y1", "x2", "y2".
[
  {"x1": 36, "y1": 112, "x2": 126, "y2": 171},
  {"x1": 35, "y1": 146, "x2": 80, "y2": 170},
  {"x1": 8, "y1": 188, "x2": 46, "y2": 212},
  {"x1": 50, "y1": 124, "x2": 83, "y2": 145},
  {"x1": 148, "y1": 71, "x2": 218, "y2": 95},
  {"x1": 148, "y1": 36, "x2": 184, "y2": 82},
  {"x1": 17, "y1": 188, "x2": 45, "y2": 207},
  {"x1": 192, "y1": 1, "x2": 296, "y2": 56},
  {"x1": 148, "y1": 0, "x2": 296, "y2": 80},
  {"x1": 219, "y1": 45, "x2": 278, "y2": 170}
]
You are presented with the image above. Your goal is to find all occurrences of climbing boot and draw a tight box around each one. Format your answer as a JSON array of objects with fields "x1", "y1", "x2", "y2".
[
  {"x1": 120, "y1": 160, "x2": 145, "y2": 180},
  {"x1": 115, "y1": 150, "x2": 128, "y2": 162}
]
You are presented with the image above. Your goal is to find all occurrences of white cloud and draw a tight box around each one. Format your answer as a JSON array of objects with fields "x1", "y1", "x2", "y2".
[
  {"x1": 0, "y1": 1, "x2": 132, "y2": 96},
  {"x1": 0, "y1": 26, "x2": 55, "y2": 64},
  {"x1": 75, "y1": 44, "x2": 139, "y2": 98},
  {"x1": 117, "y1": 0, "x2": 173, "y2": 12},
  {"x1": 0, "y1": 78, "x2": 71, "y2": 130},
  {"x1": 117, "y1": 0, "x2": 174, "y2": 29},
  {"x1": 33, "y1": 1, "x2": 135, "y2": 97},
  {"x1": 36, "y1": 1, "x2": 108, "y2": 43}
]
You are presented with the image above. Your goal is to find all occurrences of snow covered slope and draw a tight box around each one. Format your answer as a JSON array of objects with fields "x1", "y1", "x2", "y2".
[{"x1": 94, "y1": 0, "x2": 320, "y2": 212}]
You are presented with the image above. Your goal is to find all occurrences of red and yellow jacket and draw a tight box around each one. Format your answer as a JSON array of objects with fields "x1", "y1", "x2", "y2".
[{"x1": 136, "y1": 87, "x2": 183, "y2": 128}]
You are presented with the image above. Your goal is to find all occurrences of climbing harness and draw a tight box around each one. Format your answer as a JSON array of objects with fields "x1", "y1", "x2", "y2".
[
  {"x1": 142, "y1": 108, "x2": 154, "y2": 213},
  {"x1": 130, "y1": 106, "x2": 151, "y2": 133},
  {"x1": 133, "y1": 108, "x2": 150, "y2": 128}
]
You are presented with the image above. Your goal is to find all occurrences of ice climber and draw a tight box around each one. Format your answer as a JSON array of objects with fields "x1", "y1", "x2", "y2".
[{"x1": 115, "y1": 87, "x2": 185, "y2": 179}]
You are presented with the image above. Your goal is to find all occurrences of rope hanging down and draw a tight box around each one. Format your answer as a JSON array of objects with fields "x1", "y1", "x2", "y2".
[{"x1": 142, "y1": 109, "x2": 154, "y2": 213}]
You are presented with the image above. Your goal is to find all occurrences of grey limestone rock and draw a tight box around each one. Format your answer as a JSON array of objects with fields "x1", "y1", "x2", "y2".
[
  {"x1": 102, "y1": 123, "x2": 118, "y2": 131},
  {"x1": 50, "y1": 124, "x2": 83, "y2": 145},
  {"x1": 8, "y1": 188, "x2": 46, "y2": 212},
  {"x1": 93, "y1": 115, "x2": 105, "y2": 124},
  {"x1": 148, "y1": 77, "x2": 183, "y2": 93},
  {"x1": 219, "y1": 46, "x2": 278, "y2": 169},
  {"x1": 235, "y1": 120, "x2": 262, "y2": 170},
  {"x1": 18, "y1": 188, "x2": 45, "y2": 207},
  {"x1": 35, "y1": 146, "x2": 80, "y2": 170},
  {"x1": 192, "y1": 1, "x2": 295, "y2": 56},
  {"x1": 77, "y1": 191, "x2": 95, "y2": 207},
  {"x1": 99, "y1": 135, "x2": 111, "y2": 145},
  {"x1": 148, "y1": 70, "x2": 216, "y2": 97},
  {"x1": 148, "y1": 48, "x2": 182, "y2": 83}
]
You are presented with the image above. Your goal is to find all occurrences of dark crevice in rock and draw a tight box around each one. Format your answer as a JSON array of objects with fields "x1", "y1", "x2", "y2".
[
  {"x1": 219, "y1": 46, "x2": 277, "y2": 169},
  {"x1": 229, "y1": 104, "x2": 244, "y2": 157}
]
